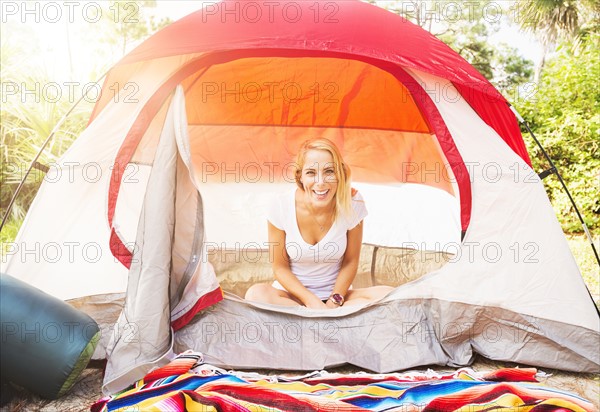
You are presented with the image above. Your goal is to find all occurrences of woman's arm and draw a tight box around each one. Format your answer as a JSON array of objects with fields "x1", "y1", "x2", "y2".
[
  {"x1": 268, "y1": 222, "x2": 326, "y2": 309},
  {"x1": 328, "y1": 220, "x2": 363, "y2": 306}
]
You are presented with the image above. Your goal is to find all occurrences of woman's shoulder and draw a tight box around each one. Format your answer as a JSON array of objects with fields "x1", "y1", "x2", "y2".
[
  {"x1": 340, "y1": 188, "x2": 367, "y2": 229},
  {"x1": 267, "y1": 188, "x2": 296, "y2": 229},
  {"x1": 351, "y1": 188, "x2": 365, "y2": 203}
]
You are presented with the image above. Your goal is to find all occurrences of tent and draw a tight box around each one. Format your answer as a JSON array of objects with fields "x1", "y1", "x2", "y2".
[{"x1": 5, "y1": 0, "x2": 599, "y2": 394}]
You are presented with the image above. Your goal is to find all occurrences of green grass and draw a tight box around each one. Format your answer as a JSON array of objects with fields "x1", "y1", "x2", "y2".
[
  {"x1": 566, "y1": 235, "x2": 600, "y2": 301},
  {"x1": 0, "y1": 217, "x2": 23, "y2": 251}
]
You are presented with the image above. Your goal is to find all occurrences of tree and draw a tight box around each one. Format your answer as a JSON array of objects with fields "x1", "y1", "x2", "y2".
[
  {"x1": 437, "y1": 19, "x2": 497, "y2": 80},
  {"x1": 516, "y1": 0, "x2": 581, "y2": 44},
  {"x1": 97, "y1": 1, "x2": 172, "y2": 57},
  {"x1": 513, "y1": 0, "x2": 599, "y2": 81},
  {"x1": 516, "y1": 33, "x2": 600, "y2": 233},
  {"x1": 369, "y1": 1, "x2": 534, "y2": 89}
]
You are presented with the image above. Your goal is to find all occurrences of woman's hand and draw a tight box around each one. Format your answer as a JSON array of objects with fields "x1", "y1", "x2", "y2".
[
  {"x1": 325, "y1": 299, "x2": 339, "y2": 309},
  {"x1": 304, "y1": 296, "x2": 329, "y2": 309}
]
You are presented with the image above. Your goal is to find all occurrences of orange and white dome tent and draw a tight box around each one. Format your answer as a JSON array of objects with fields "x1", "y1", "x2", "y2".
[{"x1": 5, "y1": 0, "x2": 598, "y2": 394}]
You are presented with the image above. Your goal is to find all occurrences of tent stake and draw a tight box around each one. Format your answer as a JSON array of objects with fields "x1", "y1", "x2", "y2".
[{"x1": 509, "y1": 105, "x2": 599, "y2": 268}]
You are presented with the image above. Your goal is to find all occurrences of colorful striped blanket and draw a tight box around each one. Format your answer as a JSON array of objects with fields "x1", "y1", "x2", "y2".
[{"x1": 92, "y1": 352, "x2": 594, "y2": 411}]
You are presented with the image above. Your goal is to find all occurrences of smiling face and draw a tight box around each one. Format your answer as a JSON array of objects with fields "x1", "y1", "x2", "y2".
[
  {"x1": 300, "y1": 149, "x2": 338, "y2": 208},
  {"x1": 294, "y1": 138, "x2": 352, "y2": 218}
]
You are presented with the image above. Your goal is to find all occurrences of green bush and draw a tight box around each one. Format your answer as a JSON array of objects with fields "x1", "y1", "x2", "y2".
[{"x1": 516, "y1": 35, "x2": 600, "y2": 234}]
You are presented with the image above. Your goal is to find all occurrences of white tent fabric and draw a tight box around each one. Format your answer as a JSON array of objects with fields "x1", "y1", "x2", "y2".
[{"x1": 390, "y1": 69, "x2": 597, "y2": 330}]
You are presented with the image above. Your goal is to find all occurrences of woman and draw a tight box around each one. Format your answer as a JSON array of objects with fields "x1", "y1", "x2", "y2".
[{"x1": 245, "y1": 138, "x2": 393, "y2": 309}]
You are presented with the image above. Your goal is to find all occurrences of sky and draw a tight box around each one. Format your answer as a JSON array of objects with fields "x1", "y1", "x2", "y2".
[{"x1": 1, "y1": 0, "x2": 543, "y2": 85}]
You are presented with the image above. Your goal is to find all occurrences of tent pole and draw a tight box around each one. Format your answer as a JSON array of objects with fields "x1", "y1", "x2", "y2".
[
  {"x1": 0, "y1": 74, "x2": 108, "y2": 232},
  {"x1": 509, "y1": 105, "x2": 599, "y2": 267}
]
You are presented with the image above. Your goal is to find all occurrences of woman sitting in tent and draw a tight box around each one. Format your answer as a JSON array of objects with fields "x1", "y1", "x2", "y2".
[{"x1": 245, "y1": 138, "x2": 393, "y2": 309}]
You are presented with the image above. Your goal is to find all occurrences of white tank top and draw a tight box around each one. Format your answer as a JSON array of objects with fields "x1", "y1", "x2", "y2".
[{"x1": 267, "y1": 189, "x2": 368, "y2": 299}]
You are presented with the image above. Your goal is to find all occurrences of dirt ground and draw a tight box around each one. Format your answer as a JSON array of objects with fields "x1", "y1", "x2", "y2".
[{"x1": 2, "y1": 356, "x2": 598, "y2": 412}]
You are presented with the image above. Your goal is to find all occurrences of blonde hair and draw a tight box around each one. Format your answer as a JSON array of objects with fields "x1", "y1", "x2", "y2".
[{"x1": 294, "y1": 138, "x2": 352, "y2": 219}]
